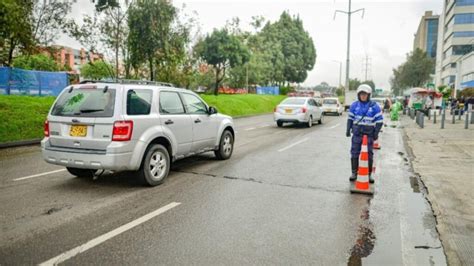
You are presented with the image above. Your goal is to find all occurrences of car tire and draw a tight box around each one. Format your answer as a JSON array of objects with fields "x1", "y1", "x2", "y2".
[
  {"x1": 66, "y1": 167, "x2": 97, "y2": 178},
  {"x1": 215, "y1": 130, "x2": 234, "y2": 160},
  {"x1": 307, "y1": 116, "x2": 313, "y2": 128},
  {"x1": 137, "y1": 144, "x2": 170, "y2": 186},
  {"x1": 277, "y1": 121, "x2": 283, "y2": 127},
  {"x1": 318, "y1": 114, "x2": 324, "y2": 124}
]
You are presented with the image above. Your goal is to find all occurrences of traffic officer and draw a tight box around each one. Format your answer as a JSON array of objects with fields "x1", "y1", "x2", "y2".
[{"x1": 346, "y1": 84, "x2": 383, "y2": 183}]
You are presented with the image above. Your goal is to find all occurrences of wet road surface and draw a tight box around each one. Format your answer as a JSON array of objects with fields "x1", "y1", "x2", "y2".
[{"x1": 0, "y1": 114, "x2": 446, "y2": 265}]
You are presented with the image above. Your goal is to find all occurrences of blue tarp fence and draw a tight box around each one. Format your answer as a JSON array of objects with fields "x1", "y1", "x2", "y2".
[
  {"x1": 0, "y1": 67, "x2": 68, "y2": 96},
  {"x1": 256, "y1": 86, "x2": 279, "y2": 95}
]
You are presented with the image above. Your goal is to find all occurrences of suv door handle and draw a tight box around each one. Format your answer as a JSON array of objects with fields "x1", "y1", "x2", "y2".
[
  {"x1": 194, "y1": 118, "x2": 201, "y2": 123},
  {"x1": 164, "y1": 119, "x2": 174, "y2": 125}
]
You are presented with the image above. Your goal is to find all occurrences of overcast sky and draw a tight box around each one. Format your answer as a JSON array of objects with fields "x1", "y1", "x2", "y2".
[{"x1": 60, "y1": 0, "x2": 443, "y2": 89}]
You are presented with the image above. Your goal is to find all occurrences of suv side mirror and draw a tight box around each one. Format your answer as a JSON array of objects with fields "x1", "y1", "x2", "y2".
[{"x1": 208, "y1": 106, "x2": 218, "y2": 115}]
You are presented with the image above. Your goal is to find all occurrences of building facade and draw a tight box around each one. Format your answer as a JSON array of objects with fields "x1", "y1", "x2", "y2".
[
  {"x1": 435, "y1": 0, "x2": 474, "y2": 92},
  {"x1": 43, "y1": 46, "x2": 103, "y2": 74},
  {"x1": 414, "y1": 11, "x2": 440, "y2": 59}
]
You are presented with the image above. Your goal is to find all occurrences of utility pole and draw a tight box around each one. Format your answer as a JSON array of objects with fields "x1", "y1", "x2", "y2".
[
  {"x1": 334, "y1": 0, "x2": 365, "y2": 93},
  {"x1": 332, "y1": 60, "x2": 342, "y2": 87},
  {"x1": 362, "y1": 54, "x2": 371, "y2": 81}
]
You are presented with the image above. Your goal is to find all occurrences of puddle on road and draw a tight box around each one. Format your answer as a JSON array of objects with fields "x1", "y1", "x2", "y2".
[{"x1": 347, "y1": 203, "x2": 376, "y2": 266}]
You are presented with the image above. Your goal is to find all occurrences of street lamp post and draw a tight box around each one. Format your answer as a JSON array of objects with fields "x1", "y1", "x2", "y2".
[{"x1": 334, "y1": 0, "x2": 365, "y2": 93}]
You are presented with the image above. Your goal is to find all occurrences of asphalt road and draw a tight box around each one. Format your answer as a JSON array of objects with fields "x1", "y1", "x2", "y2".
[{"x1": 0, "y1": 113, "x2": 447, "y2": 265}]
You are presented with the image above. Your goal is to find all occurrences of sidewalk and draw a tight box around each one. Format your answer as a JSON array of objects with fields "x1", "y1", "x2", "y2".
[{"x1": 402, "y1": 113, "x2": 474, "y2": 265}]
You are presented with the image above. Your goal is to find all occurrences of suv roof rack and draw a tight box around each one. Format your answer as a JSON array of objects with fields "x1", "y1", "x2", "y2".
[{"x1": 79, "y1": 79, "x2": 174, "y2": 87}]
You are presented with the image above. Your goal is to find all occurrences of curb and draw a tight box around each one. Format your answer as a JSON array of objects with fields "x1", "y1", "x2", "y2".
[{"x1": 0, "y1": 139, "x2": 41, "y2": 149}]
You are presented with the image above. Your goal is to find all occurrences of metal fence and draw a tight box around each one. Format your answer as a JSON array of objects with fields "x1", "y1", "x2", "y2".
[
  {"x1": 0, "y1": 67, "x2": 69, "y2": 96},
  {"x1": 406, "y1": 104, "x2": 473, "y2": 129}
]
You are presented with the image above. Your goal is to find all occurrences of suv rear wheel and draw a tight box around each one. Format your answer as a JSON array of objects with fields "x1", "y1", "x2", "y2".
[
  {"x1": 215, "y1": 130, "x2": 234, "y2": 160},
  {"x1": 138, "y1": 144, "x2": 170, "y2": 186},
  {"x1": 66, "y1": 167, "x2": 97, "y2": 178}
]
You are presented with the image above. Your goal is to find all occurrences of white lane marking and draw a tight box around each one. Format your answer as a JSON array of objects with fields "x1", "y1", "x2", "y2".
[
  {"x1": 329, "y1": 123, "x2": 341, "y2": 129},
  {"x1": 13, "y1": 169, "x2": 67, "y2": 181},
  {"x1": 258, "y1": 124, "x2": 271, "y2": 128},
  {"x1": 244, "y1": 127, "x2": 256, "y2": 131},
  {"x1": 39, "y1": 202, "x2": 181, "y2": 266},
  {"x1": 278, "y1": 138, "x2": 309, "y2": 152}
]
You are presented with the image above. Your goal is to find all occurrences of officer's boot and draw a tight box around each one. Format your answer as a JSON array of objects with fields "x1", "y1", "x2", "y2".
[
  {"x1": 349, "y1": 157, "x2": 358, "y2": 181},
  {"x1": 368, "y1": 157, "x2": 374, "y2": 183}
]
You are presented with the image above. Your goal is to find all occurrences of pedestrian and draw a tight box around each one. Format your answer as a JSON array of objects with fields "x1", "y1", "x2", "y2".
[
  {"x1": 346, "y1": 84, "x2": 383, "y2": 183},
  {"x1": 383, "y1": 98, "x2": 391, "y2": 113}
]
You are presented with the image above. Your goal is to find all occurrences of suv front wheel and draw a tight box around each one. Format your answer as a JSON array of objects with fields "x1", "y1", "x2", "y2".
[
  {"x1": 138, "y1": 144, "x2": 170, "y2": 186},
  {"x1": 215, "y1": 130, "x2": 234, "y2": 160}
]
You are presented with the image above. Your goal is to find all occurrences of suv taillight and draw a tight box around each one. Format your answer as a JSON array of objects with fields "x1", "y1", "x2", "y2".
[
  {"x1": 44, "y1": 120, "x2": 49, "y2": 137},
  {"x1": 302, "y1": 107, "x2": 307, "y2": 113},
  {"x1": 112, "y1": 121, "x2": 133, "y2": 141}
]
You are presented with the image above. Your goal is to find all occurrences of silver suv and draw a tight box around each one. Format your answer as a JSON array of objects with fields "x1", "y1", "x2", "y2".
[{"x1": 41, "y1": 81, "x2": 235, "y2": 186}]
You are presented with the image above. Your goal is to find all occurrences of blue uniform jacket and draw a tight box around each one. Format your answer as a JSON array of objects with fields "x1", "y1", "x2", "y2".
[{"x1": 347, "y1": 100, "x2": 383, "y2": 137}]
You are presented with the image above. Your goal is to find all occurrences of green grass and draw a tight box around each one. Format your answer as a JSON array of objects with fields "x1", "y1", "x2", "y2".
[
  {"x1": 201, "y1": 94, "x2": 287, "y2": 117},
  {"x1": 0, "y1": 94, "x2": 286, "y2": 143},
  {"x1": 0, "y1": 95, "x2": 55, "y2": 143}
]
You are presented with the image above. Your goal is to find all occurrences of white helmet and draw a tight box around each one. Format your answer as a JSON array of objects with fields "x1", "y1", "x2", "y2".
[{"x1": 357, "y1": 84, "x2": 372, "y2": 95}]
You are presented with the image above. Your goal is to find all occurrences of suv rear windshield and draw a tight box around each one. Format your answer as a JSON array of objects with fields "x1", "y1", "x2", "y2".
[
  {"x1": 51, "y1": 88, "x2": 115, "y2": 117},
  {"x1": 323, "y1": 99, "x2": 337, "y2": 104}
]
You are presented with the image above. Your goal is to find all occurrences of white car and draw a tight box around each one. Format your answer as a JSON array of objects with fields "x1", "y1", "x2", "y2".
[
  {"x1": 274, "y1": 97, "x2": 324, "y2": 127},
  {"x1": 322, "y1": 98, "x2": 344, "y2": 116}
]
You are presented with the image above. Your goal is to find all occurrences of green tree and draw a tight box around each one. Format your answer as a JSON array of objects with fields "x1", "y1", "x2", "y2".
[
  {"x1": 196, "y1": 29, "x2": 250, "y2": 95},
  {"x1": 99, "y1": 2, "x2": 129, "y2": 78},
  {"x1": 0, "y1": 0, "x2": 34, "y2": 65},
  {"x1": 93, "y1": 0, "x2": 120, "y2": 11},
  {"x1": 31, "y1": 0, "x2": 74, "y2": 46},
  {"x1": 349, "y1": 78, "x2": 361, "y2": 91},
  {"x1": 127, "y1": 0, "x2": 177, "y2": 81},
  {"x1": 80, "y1": 60, "x2": 114, "y2": 80},
  {"x1": 391, "y1": 48, "x2": 435, "y2": 91},
  {"x1": 12, "y1": 54, "x2": 61, "y2": 71},
  {"x1": 260, "y1": 12, "x2": 316, "y2": 84}
]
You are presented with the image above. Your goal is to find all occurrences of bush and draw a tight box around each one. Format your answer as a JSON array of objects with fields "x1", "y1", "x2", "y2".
[
  {"x1": 80, "y1": 60, "x2": 115, "y2": 80},
  {"x1": 279, "y1": 86, "x2": 292, "y2": 95},
  {"x1": 12, "y1": 54, "x2": 61, "y2": 71}
]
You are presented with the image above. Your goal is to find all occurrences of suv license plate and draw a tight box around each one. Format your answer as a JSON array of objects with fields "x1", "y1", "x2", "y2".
[
  {"x1": 285, "y1": 109, "x2": 292, "y2": 114},
  {"x1": 70, "y1": 125, "x2": 87, "y2": 137}
]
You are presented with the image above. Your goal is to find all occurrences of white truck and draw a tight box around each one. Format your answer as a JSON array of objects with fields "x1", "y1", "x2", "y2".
[{"x1": 344, "y1": 90, "x2": 358, "y2": 111}]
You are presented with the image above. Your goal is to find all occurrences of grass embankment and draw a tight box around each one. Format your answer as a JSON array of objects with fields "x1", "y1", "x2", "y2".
[
  {"x1": 0, "y1": 96, "x2": 55, "y2": 143},
  {"x1": 202, "y1": 94, "x2": 286, "y2": 117},
  {"x1": 0, "y1": 94, "x2": 286, "y2": 143}
]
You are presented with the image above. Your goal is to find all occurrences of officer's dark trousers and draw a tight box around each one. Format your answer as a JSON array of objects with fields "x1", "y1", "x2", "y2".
[{"x1": 351, "y1": 134, "x2": 374, "y2": 173}]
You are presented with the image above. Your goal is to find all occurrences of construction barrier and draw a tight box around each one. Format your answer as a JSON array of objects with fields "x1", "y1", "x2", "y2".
[
  {"x1": 0, "y1": 67, "x2": 68, "y2": 96},
  {"x1": 256, "y1": 86, "x2": 279, "y2": 95}
]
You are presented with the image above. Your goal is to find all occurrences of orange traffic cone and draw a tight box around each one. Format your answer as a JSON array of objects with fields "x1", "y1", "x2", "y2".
[
  {"x1": 351, "y1": 135, "x2": 374, "y2": 195},
  {"x1": 373, "y1": 138, "x2": 381, "y2": 149}
]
